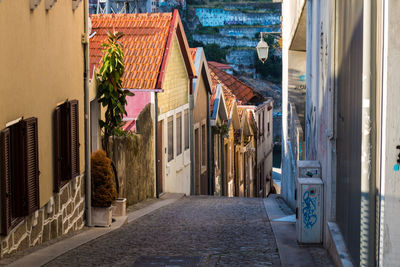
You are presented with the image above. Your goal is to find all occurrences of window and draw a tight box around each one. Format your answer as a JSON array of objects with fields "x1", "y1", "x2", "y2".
[
  {"x1": 0, "y1": 117, "x2": 39, "y2": 235},
  {"x1": 201, "y1": 124, "x2": 206, "y2": 167},
  {"x1": 176, "y1": 113, "x2": 182, "y2": 156},
  {"x1": 184, "y1": 110, "x2": 189, "y2": 150},
  {"x1": 262, "y1": 111, "x2": 265, "y2": 135},
  {"x1": 168, "y1": 116, "x2": 174, "y2": 162},
  {"x1": 268, "y1": 122, "x2": 270, "y2": 134},
  {"x1": 54, "y1": 100, "x2": 80, "y2": 192}
]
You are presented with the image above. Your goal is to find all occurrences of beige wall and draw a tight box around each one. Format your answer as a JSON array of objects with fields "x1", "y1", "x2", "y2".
[
  {"x1": 158, "y1": 33, "x2": 189, "y2": 114},
  {"x1": 0, "y1": 0, "x2": 85, "y2": 207},
  {"x1": 193, "y1": 74, "x2": 208, "y2": 124}
]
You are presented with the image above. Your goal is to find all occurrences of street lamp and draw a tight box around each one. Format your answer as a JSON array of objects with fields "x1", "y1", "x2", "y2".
[
  {"x1": 256, "y1": 32, "x2": 281, "y2": 63},
  {"x1": 256, "y1": 32, "x2": 269, "y2": 64}
]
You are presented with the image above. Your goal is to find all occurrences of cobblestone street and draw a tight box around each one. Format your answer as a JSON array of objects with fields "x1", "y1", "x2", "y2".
[{"x1": 45, "y1": 196, "x2": 281, "y2": 266}]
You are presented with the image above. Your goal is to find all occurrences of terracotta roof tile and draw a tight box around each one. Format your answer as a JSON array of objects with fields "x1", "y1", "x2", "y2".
[
  {"x1": 209, "y1": 66, "x2": 239, "y2": 115},
  {"x1": 89, "y1": 13, "x2": 173, "y2": 89},
  {"x1": 208, "y1": 61, "x2": 233, "y2": 70},
  {"x1": 208, "y1": 63, "x2": 258, "y2": 104}
]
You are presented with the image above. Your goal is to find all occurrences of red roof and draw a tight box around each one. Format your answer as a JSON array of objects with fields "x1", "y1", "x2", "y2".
[
  {"x1": 208, "y1": 61, "x2": 233, "y2": 70},
  {"x1": 90, "y1": 10, "x2": 195, "y2": 90},
  {"x1": 208, "y1": 63, "x2": 256, "y2": 104},
  {"x1": 209, "y1": 67, "x2": 239, "y2": 115}
]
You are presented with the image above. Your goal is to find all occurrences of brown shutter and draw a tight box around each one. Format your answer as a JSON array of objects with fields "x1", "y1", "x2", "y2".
[
  {"x1": 69, "y1": 100, "x2": 80, "y2": 178},
  {"x1": 0, "y1": 128, "x2": 12, "y2": 234},
  {"x1": 22, "y1": 118, "x2": 39, "y2": 215},
  {"x1": 54, "y1": 107, "x2": 62, "y2": 192}
]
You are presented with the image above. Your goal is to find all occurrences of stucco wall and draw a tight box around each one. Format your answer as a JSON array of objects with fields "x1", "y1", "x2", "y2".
[
  {"x1": 0, "y1": 0, "x2": 85, "y2": 207},
  {"x1": 381, "y1": 0, "x2": 400, "y2": 264},
  {"x1": 193, "y1": 72, "x2": 209, "y2": 191},
  {"x1": 193, "y1": 75, "x2": 208, "y2": 124},
  {"x1": 107, "y1": 104, "x2": 155, "y2": 206}
]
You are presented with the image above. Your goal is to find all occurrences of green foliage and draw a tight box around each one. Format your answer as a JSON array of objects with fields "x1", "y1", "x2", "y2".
[
  {"x1": 91, "y1": 150, "x2": 118, "y2": 207},
  {"x1": 196, "y1": 26, "x2": 220, "y2": 35},
  {"x1": 97, "y1": 31, "x2": 134, "y2": 146},
  {"x1": 203, "y1": 43, "x2": 228, "y2": 62}
]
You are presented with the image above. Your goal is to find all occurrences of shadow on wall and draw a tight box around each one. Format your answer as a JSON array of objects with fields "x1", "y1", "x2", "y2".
[{"x1": 106, "y1": 104, "x2": 155, "y2": 206}]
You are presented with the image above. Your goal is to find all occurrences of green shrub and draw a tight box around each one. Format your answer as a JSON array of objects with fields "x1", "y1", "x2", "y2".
[{"x1": 91, "y1": 150, "x2": 118, "y2": 207}]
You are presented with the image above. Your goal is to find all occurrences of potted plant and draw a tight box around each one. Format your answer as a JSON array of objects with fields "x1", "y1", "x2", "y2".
[
  {"x1": 96, "y1": 31, "x2": 131, "y2": 218},
  {"x1": 91, "y1": 150, "x2": 118, "y2": 227},
  {"x1": 110, "y1": 162, "x2": 126, "y2": 217}
]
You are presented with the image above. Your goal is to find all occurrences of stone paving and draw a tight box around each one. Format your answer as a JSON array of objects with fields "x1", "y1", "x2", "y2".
[{"x1": 45, "y1": 196, "x2": 281, "y2": 267}]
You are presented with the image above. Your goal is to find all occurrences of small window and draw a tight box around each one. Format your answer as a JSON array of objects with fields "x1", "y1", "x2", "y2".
[
  {"x1": 184, "y1": 110, "x2": 189, "y2": 150},
  {"x1": 176, "y1": 113, "x2": 182, "y2": 156},
  {"x1": 268, "y1": 122, "x2": 270, "y2": 133},
  {"x1": 54, "y1": 100, "x2": 80, "y2": 192},
  {"x1": 262, "y1": 111, "x2": 265, "y2": 135},
  {"x1": 168, "y1": 116, "x2": 174, "y2": 162},
  {"x1": 0, "y1": 117, "x2": 39, "y2": 235},
  {"x1": 201, "y1": 124, "x2": 206, "y2": 167}
]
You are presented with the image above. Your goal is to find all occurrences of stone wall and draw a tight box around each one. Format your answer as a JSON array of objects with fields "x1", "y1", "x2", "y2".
[
  {"x1": 0, "y1": 174, "x2": 85, "y2": 258},
  {"x1": 107, "y1": 104, "x2": 155, "y2": 206}
]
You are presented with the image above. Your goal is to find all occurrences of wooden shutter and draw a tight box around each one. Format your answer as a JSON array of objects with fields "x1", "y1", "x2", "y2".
[
  {"x1": 69, "y1": 100, "x2": 80, "y2": 178},
  {"x1": 54, "y1": 107, "x2": 62, "y2": 192},
  {"x1": 22, "y1": 118, "x2": 39, "y2": 215},
  {"x1": 0, "y1": 128, "x2": 12, "y2": 235}
]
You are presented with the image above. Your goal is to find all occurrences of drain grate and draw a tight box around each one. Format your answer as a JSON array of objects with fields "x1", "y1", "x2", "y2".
[{"x1": 132, "y1": 256, "x2": 201, "y2": 267}]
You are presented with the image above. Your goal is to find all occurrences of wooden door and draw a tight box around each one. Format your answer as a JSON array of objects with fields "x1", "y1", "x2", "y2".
[
  {"x1": 157, "y1": 121, "x2": 163, "y2": 194},
  {"x1": 194, "y1": 128, "x2": 200, "y2": 195},
  {"x1": 234, "y1": 149, "x2": 239, "y2": 197}
]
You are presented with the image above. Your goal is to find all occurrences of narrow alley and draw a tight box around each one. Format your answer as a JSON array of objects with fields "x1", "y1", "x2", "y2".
[
  {"x1": 44, "y1": 197, "x2": 280, "y2": 266},
  {"x1": 4, "y1": 195, "x2": 331, "y2": 267}
]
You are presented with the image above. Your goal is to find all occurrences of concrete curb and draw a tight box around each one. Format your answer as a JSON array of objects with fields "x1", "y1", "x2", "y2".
[{"x1": 6, "y1": 194, "x2": 184, "y2": 267}]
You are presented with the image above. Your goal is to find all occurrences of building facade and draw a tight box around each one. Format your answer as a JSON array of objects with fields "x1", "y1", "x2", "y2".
[
  {"x1": 90, "y1": 11, "x2": 195, "y2": 196},
  {"x1": 190, "y1": 48, "x2": 212, "y2": 195},
  {"x1": 283, "y1": 0, "x2": 400, "y2": 266},
  {"x1": 0, "y1": 0, "x2": 86, "y2": 257},
  {"x1": 254, "y1": 99, "x2": 274, "y2": 197}
]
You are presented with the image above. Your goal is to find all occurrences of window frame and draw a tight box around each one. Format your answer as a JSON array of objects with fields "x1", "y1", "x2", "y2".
[
  {"x1": 167, "y1": 115, "x2": 174, "y2": 162},
  {"x1": 201, "y1": 123, "x2": 206, "y2": 168},
  {"x1": 176, "y1": 112, "x2": 182, "y2": 156},
  {"x1": 184, "y1": 109, "x2": 189, "y2": 151},
  {"x1": 54, "y1": 100, "x2": 80, "y2": 192},
  {"x1": 0, "y1": 117, "x2": 39, "y2": 235}
]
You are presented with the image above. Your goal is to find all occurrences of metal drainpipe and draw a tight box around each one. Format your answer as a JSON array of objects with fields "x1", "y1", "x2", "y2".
[
  {"x1": 189, "y1": 81, "x2": 194, "y2": 196},
  {"x1": 83, "y1": 0, "x2": 92, "y2": 227},
  {"x1": 220, "y1": 134, "x2": 225, "y2": 196},
  {"x1": 207, "y1": 92, "x2": 212, "y2": 195},
  {"x1": 360, "y1": 0, "x2": 376, "y2": 265},
  {"x1": 155, "y1": 92, "x2": 159, "y2": 198}
]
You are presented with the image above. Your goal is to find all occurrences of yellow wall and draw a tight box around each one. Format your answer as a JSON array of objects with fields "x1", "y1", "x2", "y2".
[
  {"x1": 0, "y1": 0, "x2": 85, "y2": 207},
  {"x1": 158, "y1": 34, "x2": 189, "y2": 114}
]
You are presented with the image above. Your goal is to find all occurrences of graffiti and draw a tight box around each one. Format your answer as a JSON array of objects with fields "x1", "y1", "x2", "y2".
[{"x1": 302, "y1": 189, "x2": 318, "y2": 229}]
